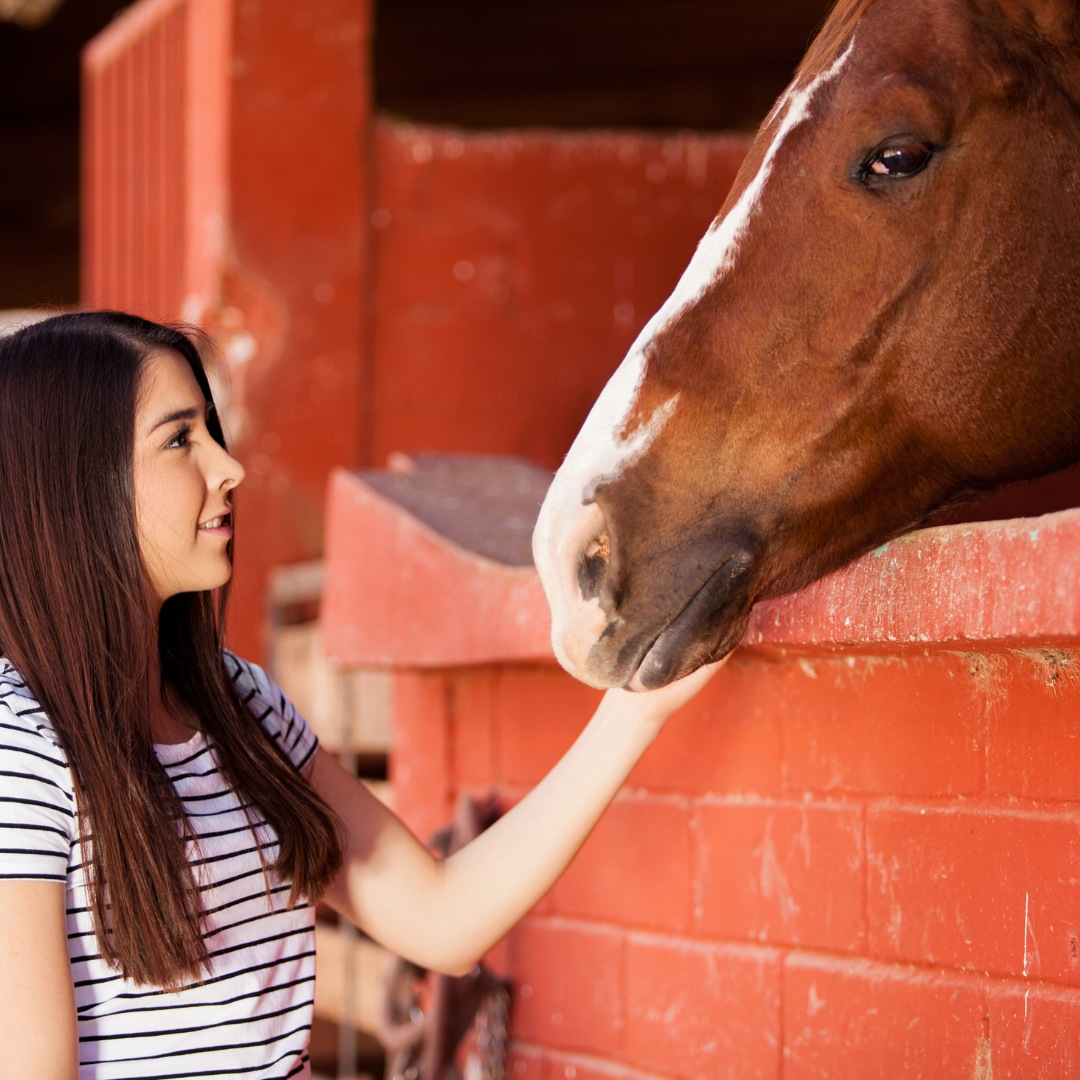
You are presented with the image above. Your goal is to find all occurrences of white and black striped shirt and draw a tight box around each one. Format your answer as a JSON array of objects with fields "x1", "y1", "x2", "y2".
[{"x1": 0, "y1": 652, "x2": 320, "y2": 1079}]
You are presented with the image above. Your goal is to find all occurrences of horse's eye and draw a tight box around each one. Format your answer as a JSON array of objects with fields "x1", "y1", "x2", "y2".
[{"x1": 866, "y1": 143, "x2": 933, "y2": 177}]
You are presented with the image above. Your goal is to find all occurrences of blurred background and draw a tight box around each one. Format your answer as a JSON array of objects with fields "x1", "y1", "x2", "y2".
[
  {"x1": 0, "y1": 3, "x2": 828, "y2": 1077},
  {"x1": 0, "y1": 0, "x2": 826, "y2": 313},
  {"x1": 0, "y1": 0, "x2": 831, "y2": 664}
]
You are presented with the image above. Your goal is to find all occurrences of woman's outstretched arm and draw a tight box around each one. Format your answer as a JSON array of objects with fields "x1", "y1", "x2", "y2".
[
  {"x1": 0, "y1": 880, "x2": 78, "y2": 1079},
  {"x1": 311, "y1": 663, "x2": 719, "y2": 975}
]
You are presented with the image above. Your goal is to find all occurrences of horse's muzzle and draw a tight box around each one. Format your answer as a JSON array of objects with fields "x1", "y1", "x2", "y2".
[{"x1": 624, "y1": 550, "x2": 755, "y2": 689}]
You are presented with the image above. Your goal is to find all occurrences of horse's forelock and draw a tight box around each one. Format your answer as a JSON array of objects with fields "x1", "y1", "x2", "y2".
[{"x1": 797, "y1": 0, "x2": 876, "y2": 82}]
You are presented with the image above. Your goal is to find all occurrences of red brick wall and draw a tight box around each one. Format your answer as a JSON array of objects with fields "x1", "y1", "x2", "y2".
[
  {"x1": 321, "y1": 500, "x2": 1080, "y2": 1080},
  {"x1": 386, "y1": 647, "x2": 1080, "y2": 1079}
]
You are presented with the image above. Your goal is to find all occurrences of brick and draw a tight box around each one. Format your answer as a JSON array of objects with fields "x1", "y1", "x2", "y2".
[
  {"x1": 506, "y1": 1045, "x2": 547, "y2": 1079},
  {"x1": 985, "y1": 652, "x2": 1080, "y2": 801},
  {"x1": 507, "y1": 918, "x2": 625, "y2": 1056},
  {"x1": 542, "y1": 1051, "x2": 670, "y2": 1080},
  {"x1": 624, "y1": 934, "x2": 782, "y2": 1079},
  {"x1": 779, "y1": 652, "x2": 984, "y2": 796},
  {"x1": 497, "y1": 667, "x2": 605, "y2": 786},
  {"x1": 986, "y1": 979, "x2": 1080, "y2": 1077},
  {"x1": 783, "y1": 954, "x2": 986, "y2": 1079},
  {"x1": 629, "y1": 656, "x2": 783, "y2": 796},
  {"x1": 450, "y1": 666, "x2": 500, "y2": 788},
  {"x1": 693, "y1": 799, "x2": 865, "y2": 951},
  {"x1": 867, "y1": 803, "x2": 1080, "y2": 982},
  {"x1": 549, "y1": 794, "x2": 692, "y2": 932},
  {"x1": 390, "y1": 670, "x2": 452, "y2": 841},
  {"x1": 501, "y1": 1045, "x2": 544, "y2": 1080}
]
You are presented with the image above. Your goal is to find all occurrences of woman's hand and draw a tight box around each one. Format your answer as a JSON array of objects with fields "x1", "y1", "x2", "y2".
[{"x1": 597, "y1": 657, "x2": 727, "y2": 729}]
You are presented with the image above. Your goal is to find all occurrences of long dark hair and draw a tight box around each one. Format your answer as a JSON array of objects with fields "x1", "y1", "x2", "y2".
[{"x1": 0, "y1": 310, "x2": 342, "y2": 987}]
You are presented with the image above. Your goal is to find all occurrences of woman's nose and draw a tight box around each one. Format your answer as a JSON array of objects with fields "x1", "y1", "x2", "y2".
[{"x1": 211, "y1": 443, "x2": 245, "y2": 492}]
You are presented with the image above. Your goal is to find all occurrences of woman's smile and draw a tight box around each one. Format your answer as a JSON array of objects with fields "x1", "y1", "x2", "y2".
[{"x1": 197, "y1": 513, "x2": 233, "y2": 536}]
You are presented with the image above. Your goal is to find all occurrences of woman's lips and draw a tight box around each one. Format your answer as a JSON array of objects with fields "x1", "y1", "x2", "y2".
[{"x1": 197, "y1": 513, "x2": 232, "y2": 537}]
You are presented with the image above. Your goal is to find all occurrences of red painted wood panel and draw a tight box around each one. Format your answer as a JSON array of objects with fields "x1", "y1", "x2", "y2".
[{"x1": 368, "y1": 126, "x2": 751, "y2": 472}]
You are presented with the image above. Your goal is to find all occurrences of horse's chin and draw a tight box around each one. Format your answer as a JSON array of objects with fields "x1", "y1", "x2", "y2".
[
  {"x1": 585, "y1": 553, "x2": 755, "y2": 691},
  {"x1": 626, "y1": 606, "x2": 750, "y2": 691}
]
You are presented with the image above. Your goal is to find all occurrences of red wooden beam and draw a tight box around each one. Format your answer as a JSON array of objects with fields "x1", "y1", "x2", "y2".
[{"x1": 322, "y1": 454, "x2": 1080, "y2": 668}]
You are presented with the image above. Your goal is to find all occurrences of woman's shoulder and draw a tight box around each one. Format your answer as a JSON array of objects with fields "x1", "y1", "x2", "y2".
[
  {"x1": 0, "y1": 659, "x2": 77, "y2": 871},
  {"x1": 0, "y1": 658, "x2": 65, "y2": 756},
  {"x1": 0, "y1": 657, "x2": 72, "y2": 793}
]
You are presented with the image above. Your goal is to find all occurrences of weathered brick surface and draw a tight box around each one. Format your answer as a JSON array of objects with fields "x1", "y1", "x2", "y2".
[
  {"x1": 370, "y1": 522, "x2": 1080, "y2": 1078},
  {"x1": 548, "y1": 794, "x2": 693, "y2": 932},
  {"x1": 449, "y1": 666, "x2": 500, "y2": 788},
  {"x1": 442, "y1": 658, "x2": 1080, "y2": 1077},
  {"x1": 693, "y1": 799, "x2": 866, "y2": 951},
  {"x1": 506, "y1": 918, "x2": 625, "y2": 1057},
  {"x1": 985, "y1": 980, "x2": 1080, "y2": 1078},
  {"x1": 984, "y1": 653, "x2": 1080, "y2": 801},
  {"x1": 778, "y1": 652, "x2": 986, "y2": 796},
  {"x1": 389, "y1": 670, "x2": 452, "y2": 841},
  {"x1": 624, "y1": 934, "x2": 782, "y2": 1079},
  {"x1": 496, "y1": 667, "x2": 603, "y2": 786},
  {"x1": 867, "y1": 802, "x2": 1080, "y2": 983},
  {"x1": 629, "y1": 658, "x2": 785, "y2": 796},
  {"x1": 399, "y1": 655, "x2": 1080, "y2": 1079},
  {"x1": 783, "y1": 955, "x2": 988, "y2": 1079},
  {"x1": 507, "y1": 1046, "x2": 672, "y2": 1080}
]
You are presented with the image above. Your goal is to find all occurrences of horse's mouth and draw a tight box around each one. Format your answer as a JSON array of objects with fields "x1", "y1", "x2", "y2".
[{"x1": 617, "y1": 551, "x2": 755, "y2": 690}]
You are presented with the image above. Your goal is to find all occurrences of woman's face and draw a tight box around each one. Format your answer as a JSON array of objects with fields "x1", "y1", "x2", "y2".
[{"x1": 133, "y1": 348, "x2": 245, "y2": 607}]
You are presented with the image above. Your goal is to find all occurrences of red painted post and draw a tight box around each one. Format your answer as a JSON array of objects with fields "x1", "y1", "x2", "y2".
[{"x1": 215, "y1": 0, "x2": 373, "y2": 659}]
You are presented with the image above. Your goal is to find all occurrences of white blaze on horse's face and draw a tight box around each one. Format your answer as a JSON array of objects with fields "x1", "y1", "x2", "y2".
[{"x1": 533, "y1": 39, "x2": 858, "y2": 687}]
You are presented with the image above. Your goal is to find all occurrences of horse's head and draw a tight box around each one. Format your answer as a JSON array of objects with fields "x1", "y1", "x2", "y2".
[{"x1": 534, "y1": 0, "x2": 1080, "y2": 690}]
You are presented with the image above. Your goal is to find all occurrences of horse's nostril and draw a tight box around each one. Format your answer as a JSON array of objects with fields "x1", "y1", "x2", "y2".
[{"x1": 577, "y1": 532, "x2": 610, "y2": 600}]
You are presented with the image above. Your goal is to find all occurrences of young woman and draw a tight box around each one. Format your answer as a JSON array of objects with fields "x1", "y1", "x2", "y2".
[{"x1": 0, "y1": 310, "x2": 716, "y2": 1079}]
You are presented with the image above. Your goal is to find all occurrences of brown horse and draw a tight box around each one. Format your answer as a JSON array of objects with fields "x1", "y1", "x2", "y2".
[{"x1": 532, "y1": 0, "x2": 1080, "y2": 690}]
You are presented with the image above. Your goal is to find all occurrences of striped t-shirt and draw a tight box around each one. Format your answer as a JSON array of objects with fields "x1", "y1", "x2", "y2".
[{"x1": 0, "y1": 652, "x2": 321, "y2": 1079}]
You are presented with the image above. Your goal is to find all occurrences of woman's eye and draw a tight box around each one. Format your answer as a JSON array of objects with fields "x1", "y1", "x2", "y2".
[
  {"x1": 865, "y1": 143, "x2": 934, "y2": 178},
  {"x1": 166, "y1": 425, "x2": 192, "y2": 450}
]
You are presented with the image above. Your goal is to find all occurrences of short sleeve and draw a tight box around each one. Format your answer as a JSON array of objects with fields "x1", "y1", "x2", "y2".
[
  {"x1": 225, "y1": 652, "x2": 320, "y2": 774},
  {"x1": 0, "y1": 700, "x2": 75, "y2": 882}
]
